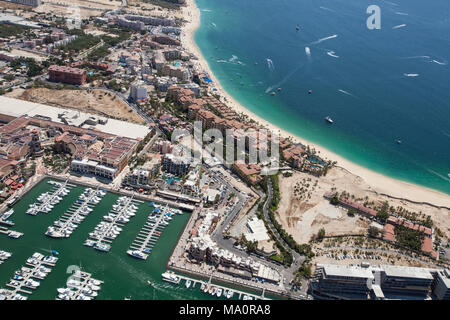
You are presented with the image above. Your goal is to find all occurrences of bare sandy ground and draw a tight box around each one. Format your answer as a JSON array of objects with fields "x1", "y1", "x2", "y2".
[
  {"x1": 277, "y1": 169, "x2": 450, "y2": 244},
  {"x1": 181, "y1": 0, "x2": 450, "y2": 208},
  {"x1": 6, "y1": 87, "x2": 145, "y2": 124}
]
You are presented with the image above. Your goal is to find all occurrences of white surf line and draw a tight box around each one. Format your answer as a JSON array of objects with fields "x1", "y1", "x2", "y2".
[
  {"x1": 311, "y1": 34, "x2": 338, "y2": 45},
  {"x1": 392, "y1": 24, "x2": 406, "y2": 29}
]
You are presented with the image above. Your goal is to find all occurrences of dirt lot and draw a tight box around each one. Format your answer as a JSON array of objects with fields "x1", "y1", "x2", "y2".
[
  {"x1": 276, "y1": 168, "x2": 450, "y2": 244},
  {"x1": 34, "y1": 0, "x2": 122, "y2": 18},
  {"x1": 0, "y1": 0, "x2": 31, "y2": 10},
  {"x1": 6, "y1": 87, "x2": 145, "y2": 124},
  {"x1": 311, "y1": 237, "x2": 441, "y2": 269}
]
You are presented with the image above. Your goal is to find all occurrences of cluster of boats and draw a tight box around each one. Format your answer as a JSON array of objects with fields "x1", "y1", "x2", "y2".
[
  {"x1": 0, "y1": 288, "x2": 27, "y2": 300},
  {"x1": 56, "y1": 271, "x2": 102, "y2": 300},
  {"x1": 1, "y1": 252, "x2": 58, "y2": 300},
  {"x1": 0, "y1": 209, "x2": 14, "y2": 222},
  {"x1": 200, "y1": 283, "x2": 236, "y2": 299},
  {"x1": 0, "y1": 250, "x2": 12, "y2": 264},
  {"x1": 85, "y1": 196, "x2": 139, "y2": 252},
  {"x1": 126, "y1": 204, "x2": 178, "y2": 261},
  {"x1": 45, "y1": 188, "x2": 106, "y2": 239},
  {"x1": 26, "y1": 181, "x2": 72, "y2": 216}
]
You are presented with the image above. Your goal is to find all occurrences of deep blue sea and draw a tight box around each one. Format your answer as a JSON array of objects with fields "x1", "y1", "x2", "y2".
[{"x1": 194, "y1": 0, "x2": 450, "y2": 195}]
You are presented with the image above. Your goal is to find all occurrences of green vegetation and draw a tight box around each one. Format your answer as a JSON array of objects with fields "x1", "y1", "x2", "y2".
[
  {"x1": 142, "y1": 0, "x2": 181, "y2": 10},
  {"x1": 395, "y1": 225, "x2": 424, "y2": 252},
  {"x1": 329, "y1": 193, "x2": 340, "y2": 205},
  {"x1": 10, "y1": 57, "x2": 43, "y2": 77},
  {"x1": 61, "y1": 33, "x2": 101, "y2": 54},
  {"x1": 376, "y1": 201, "x2": 390, "y2": 222},
  {"x1": 317, "y1": 228, "x2": 326, "y2": 241},
  {"x1": 368, "y1": 226, "x2": 380, "y2": 238},
  {"x1": 0, "y1": 24, "x2": 27, "y2": 38}
]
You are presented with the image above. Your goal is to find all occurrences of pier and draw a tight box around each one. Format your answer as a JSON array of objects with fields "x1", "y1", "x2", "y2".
[
  {"x1": 128, "y1": 204, "x2": 173, "y2": 258},
  {"x1": 0, "y1": 252, "x2": 58, "y2": 300},
  {"x1": 166, "y1": 272, "x2": 270, "y2": 300},
  {"x1": 27, "y1": 179, "x2": 73, "y2": 216},
  {"x1": 45, "y1": 187, "x2": 106, "y2": 238},
  {"x1": 86, "y1": 195, "x2": 141, "y2": 252},
  {"x1": 55, "y1": 270, "x2": 103, "y2": 300}
]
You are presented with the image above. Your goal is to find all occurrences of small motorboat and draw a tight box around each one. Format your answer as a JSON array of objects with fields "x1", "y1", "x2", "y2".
[{"x1": 325, "y1": 116, "x2": 334, "y2": 124}]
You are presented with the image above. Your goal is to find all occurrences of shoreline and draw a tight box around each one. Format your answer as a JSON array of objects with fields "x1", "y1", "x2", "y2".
[{"x1": 181, "y1": 0, "x2": 449, "y2": 208}]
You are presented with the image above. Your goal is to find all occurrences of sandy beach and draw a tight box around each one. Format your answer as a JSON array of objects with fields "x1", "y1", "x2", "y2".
[{"x1": 181, "y1": 0, "x2": 450, "y2": 208}]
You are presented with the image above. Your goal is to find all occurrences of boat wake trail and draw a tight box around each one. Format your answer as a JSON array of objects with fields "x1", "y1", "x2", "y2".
[
  {"x1": 403, "y1": 73, "x2": 419, "y2": 77},
  {"x1": 266, "y1": 58, "x2": 275, "y2": 71},
  {"x1": 319, "y1": 6, "x2": 335, "y2": 12},
  {"x1": 201, "y1": 9, "x2": 212, "y2": 12},
  {"x1": 425, "y1": 168, "x2": 450, "y2": 183},
  {"x1": 400, "y1": 55, "x2": 447, "y2": 66},
  {"x1": 265, "y1": 61, "x2": 307, "y2": 94},
  {"x1": 311, "y1": 34, "x2": 338, "y2": 45},
  {"x1": 327, "y1": 50, "x2": 339, "y2": 58},
  {"x1": 432, "y1": 59, "x2": 448, "y2": 66},
  {"x1": 394, "y1": 11, "x2": 409, "y2": 16},
  {"x1": 211, "y1": 22, "x2": 217, "y2": 28},
  {"x1": 338, "y1": 89, "x2": 356, "y2": 97},
  {"x1": 392, "y1": 24, "x2": 406, "y2": 29},
  {"x1": 216, "y1": 55, "x2": 245, "y2": 65}
]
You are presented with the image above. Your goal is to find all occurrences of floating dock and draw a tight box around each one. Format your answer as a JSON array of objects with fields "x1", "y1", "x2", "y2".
[
  {"x1": 0, "y1": 252, "x2": 59, "y2": 300},
  {"x1": 127, "y1": 205, "x2": 175, "y2": 259},
  {"x1": 27, "y1": 179, "x2": 73, "y2": 216},
  {"x1": 162, "y1": 272, "x2": 269, "y2": 300},
  {"x1": 55, "y1": 270, "x2": 103, "y2": 300},
  {"x1": 85, "y1": 195, "x2": 140, "y2": 252},
  {"x1": 45, "y1": 187, "x2": 106, "y2": 239}
]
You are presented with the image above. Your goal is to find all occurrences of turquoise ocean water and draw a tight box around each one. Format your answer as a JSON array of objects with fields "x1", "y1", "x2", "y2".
[{"x1": 194, "y1": 0, "x2": 450, "y2": 195}]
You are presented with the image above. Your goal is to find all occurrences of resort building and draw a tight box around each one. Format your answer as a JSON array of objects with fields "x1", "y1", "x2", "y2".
[
  {"x1": 162, "y1": 153, "x2": 191, "y2": 176},
  {"x1": 129, "y1": 82, "x2": 148, "y2": 102},
  {"x1": 311, "y1": 263, "x2": 441, "y2": 300},
  {"x1": 8, "y1": 0, "x2": 41, "y2": 7},
  {"x1": 187, "y1": 212, "x2": 281, "y2": 285},
  {"x1": 432, "y1": 269, "x2": 450, "y2": 300},
  {"x1": 311, "y1": 264, "x2": 374, "y2": 300},
  {"x1": 48, "y1": 65, "x2": 87, "y2": 86}
]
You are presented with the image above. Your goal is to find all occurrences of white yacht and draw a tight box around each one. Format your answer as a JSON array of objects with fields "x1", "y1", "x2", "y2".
[
  {"x1": 127, "y1": 250, "x2": 148, "y2": 260},
  {"x1": 216, "y1": 288, "x2": 223, "y2": 297},
  {"x1": 161, "y1": 272, "x2": 180, "y2": 284},
  {"x1": 185, "y1": 280, "x2": 192, "y2": 288}
]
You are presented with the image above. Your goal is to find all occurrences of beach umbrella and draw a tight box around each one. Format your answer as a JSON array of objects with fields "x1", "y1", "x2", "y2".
[
  {"x1": 11, "y1": 182, "x2": 17, "y2": 186},
  {"x1": 18, "y1": 184, "x2": 23, "y2": 187},
  {"x1": 12, "y1": 186, "x2": 17, "y2": 190}
]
